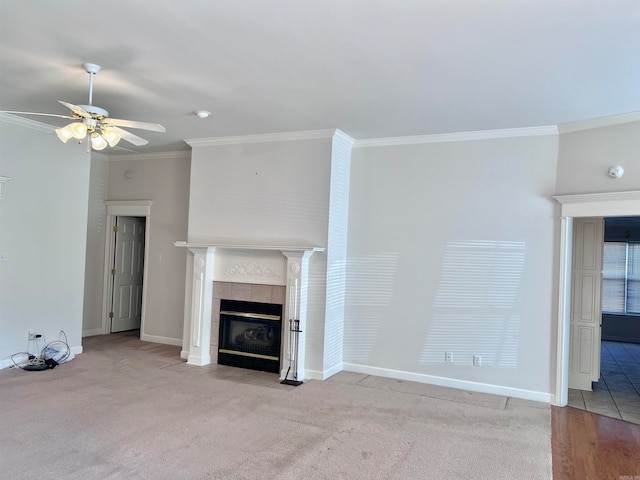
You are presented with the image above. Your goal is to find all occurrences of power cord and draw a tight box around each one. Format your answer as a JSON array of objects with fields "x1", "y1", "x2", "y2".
[{"x1": 10, "y1": 330, "x2": 71, "y2": 371}]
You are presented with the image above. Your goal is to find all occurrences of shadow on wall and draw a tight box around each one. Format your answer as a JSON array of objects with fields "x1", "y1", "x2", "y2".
[
  {"x1": 419, "y1": 240, "x2": 526, "y2": 368},
  {"x1": 343, "y1": 253, "x2": 399, "y2": 364}
]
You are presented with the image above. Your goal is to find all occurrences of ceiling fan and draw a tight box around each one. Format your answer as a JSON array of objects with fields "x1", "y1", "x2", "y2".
[{"x1": 1, "y1": 63, "x2": 165, "y2": 151}]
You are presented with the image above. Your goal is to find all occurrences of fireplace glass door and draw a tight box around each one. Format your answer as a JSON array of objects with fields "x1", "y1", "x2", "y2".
[{"x1": 218, "y1": 299, "x2": 282, "y2": 373}]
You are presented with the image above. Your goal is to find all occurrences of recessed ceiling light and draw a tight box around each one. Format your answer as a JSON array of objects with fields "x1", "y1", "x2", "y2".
[{"x1": 194, "y1": 110, "x2": 211, "y2": 119}]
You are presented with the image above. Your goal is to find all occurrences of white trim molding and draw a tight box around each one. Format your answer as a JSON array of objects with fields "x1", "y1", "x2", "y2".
[
  {"x1": 0, "y1": 113, "x2": 55, "y2": 133},
  {"x1": 140, "y1": 334, "x2": 183, "y2": 347},
  {"x1": 106, "y1": 151, "x2": 192, "y2": 162},
  {"x1": 82, "y1": 328, "x2": 103, "y2": 338},
  {"x1": 353, "y1": 125, "x2": 559, "y2": 148},
  {"x1": 102, "y1": 201, "x2": 153, "y2": 338},
  {"x1": 343, "y1": 363, "x2": 551, "y2": 403},
  {"x1": 553, "y1": 191, "x2": 640, "y2": 217},
  {"x1": 185, "y1": 128, "x2": 353, "y2": 147},
  {"x1": 0, "y1": 176, "x2": 11, "y2": 199},
  {"x1": 558, "y1": 111, "x2": 640, "y2": 134},
  {"x1": 552, "y1": 190, "x2": 640, "y2": 406},
  {"x1": 105, "y1": 200, "x2": 153, "y2": 216}
]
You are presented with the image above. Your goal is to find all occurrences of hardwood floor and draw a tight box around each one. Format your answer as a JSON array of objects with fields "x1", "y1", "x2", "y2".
[{"x1": 552, "y1": 405, "x2": 640, "y2": 480}]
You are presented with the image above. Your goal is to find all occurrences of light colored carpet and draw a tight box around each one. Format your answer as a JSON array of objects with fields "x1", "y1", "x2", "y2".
[{"x1": 0, "y1": 334, "x2": 551, "y2": 479}]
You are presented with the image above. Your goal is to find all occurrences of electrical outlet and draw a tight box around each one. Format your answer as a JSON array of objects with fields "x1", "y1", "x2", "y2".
[
  {"x1": 445, "y1": 352, "x2": 452, "y2": 363},
  {"x1": 28, "y1": 331, "x2": 41, "y2": 341},
  {"x1": 0, "y1": 251, "x2": 8, "y2": 262},
  {"x1": 473, "y1": 355, "x2": 481, "y2": 366}
]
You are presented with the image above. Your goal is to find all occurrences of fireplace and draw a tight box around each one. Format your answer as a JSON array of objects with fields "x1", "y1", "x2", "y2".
[
  {"x1": 175, "y1": 242, "x2": 323, "y2": 381},
  {"x1": 218, "y1": 299, "x2": 282, "y2": 373}
]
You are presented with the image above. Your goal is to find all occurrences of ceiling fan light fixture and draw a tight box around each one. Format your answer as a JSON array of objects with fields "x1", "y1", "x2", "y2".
[
  {"x1": 102, "y1": 128, "x2": 122, "y2": 147},
  {"x1": 11, "y1": 63, "x2": 165, "y2": 150},
  {"x1": 55, "y1": 125, "x2": 73, "y2": 143},
  {"x1": 69, "y1": 122, "x2": 88, "y2": 140},
  {"x1": 90, "y1": 132, "x2": 108, "y2": 150}
]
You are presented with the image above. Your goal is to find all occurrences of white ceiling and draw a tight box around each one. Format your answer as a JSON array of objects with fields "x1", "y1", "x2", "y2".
[{"x1": 1, "y1": 0, "x2": 639, "y2": 154}]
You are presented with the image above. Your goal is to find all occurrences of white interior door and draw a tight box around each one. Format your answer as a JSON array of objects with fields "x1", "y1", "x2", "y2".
[
  {"x1": 110, "y1": 216, "x2": 146, "y2": 333},
  {"x1": 569, "y1": 217, "x2": 603, "y2": 390}
]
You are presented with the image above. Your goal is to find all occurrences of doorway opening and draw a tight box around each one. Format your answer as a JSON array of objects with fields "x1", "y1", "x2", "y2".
[
  {"x1": 566, "y1": 216, "x2": 640, "y2": 423},
  {"x1": 554, "y1": 191, "x2": 640, "y2": 408},
  {"x1": 102, "y1": 200, "x2": 152, "y2": 338}
]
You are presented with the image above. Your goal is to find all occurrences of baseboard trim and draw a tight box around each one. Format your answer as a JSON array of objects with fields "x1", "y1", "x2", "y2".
[
  {"x1": 140, "y1": 334, "x2": 182, "y2": 347},
  {"x1": 0, "y1": 358, "x2": 14, "y2": 369},
  {"x1": 180, "y1": 350, "x2": 189, "y2": 360},
  {"x1": 323, "y1": 362, "x2": 344, "y2": 379},
  {"x1": 342, "y1": 363, "x2": 551, "y2": 403},
  {"x1": 305, "y1": 362, "x2": 344, "y2": 381},
  {"x1": 82, "y1": 328, "x2": 103, "y2": 337},
  {"x1": 304, "y1": 369, "x2": 324, "y2": 380}
]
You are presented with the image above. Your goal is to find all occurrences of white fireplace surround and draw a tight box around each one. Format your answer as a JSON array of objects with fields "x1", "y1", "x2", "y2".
[{"x1": 175, "y1": 242, "x2": 324, "y2": 381}]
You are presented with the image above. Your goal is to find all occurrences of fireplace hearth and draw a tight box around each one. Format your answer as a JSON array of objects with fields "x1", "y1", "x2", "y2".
[{"x1": 218, "y1": 299, "x2": 282, "y2": 373}]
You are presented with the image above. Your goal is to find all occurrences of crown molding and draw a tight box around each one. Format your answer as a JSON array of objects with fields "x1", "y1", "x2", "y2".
[
  {"x1": 91, "y1": 152, "x2": 109, "y2": 162},
  {"x1": 105, "y1": 151, "x2": 192, "y2": 162},
  {"x1": 353, "y1": 125, "x2": 559, "y2": 148},
  {"x1": 333, "y1": 129, "x2": 355, "y2": 146},
  {"x1": 184, "y1": 128, "x2": 342, "y2": 147},
  {"x1": 0, "y1": 113, "x2": 56, "y2": 134},
  {"x1": 558, "y1": 111, "x2": 640, "y2": 134},
  {"x1": 553, "y1": 190, "x2": 640, "y2": 205}
]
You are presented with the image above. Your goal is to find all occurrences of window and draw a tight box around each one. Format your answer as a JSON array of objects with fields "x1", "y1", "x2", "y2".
[{"x1": 602, "y1": 242, "x2": 640, "y2": 314}]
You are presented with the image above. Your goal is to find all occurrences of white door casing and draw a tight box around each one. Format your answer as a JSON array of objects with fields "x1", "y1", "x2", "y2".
[
  {"x1": 102, "y1": 200, "x2": 152, "y2": 336},
  {"x1": 111, "y1": 216, "x2": 146, "y2": 332},
  {"x1": 553, "y1": 190, "x2": 640, "y2": 406},
  {"x1": 568, "y1": 217, "x2": 603, "y2": 390}
]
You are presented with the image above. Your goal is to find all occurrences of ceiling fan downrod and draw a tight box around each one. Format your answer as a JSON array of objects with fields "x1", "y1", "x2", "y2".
[{"x1": 82, "y1": 63, "x2": 101, "y2": 105}]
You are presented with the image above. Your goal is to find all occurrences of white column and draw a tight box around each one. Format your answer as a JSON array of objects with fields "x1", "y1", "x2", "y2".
[
  {"x1": 186, "y1": 247, "x2": 215, "y2": 366},
  {"x1": 281, "y1": 249, "x2": 314, "y2": 381},
  {"x1": 554, "y1": 217, "x2": 573, "y2": 406}
]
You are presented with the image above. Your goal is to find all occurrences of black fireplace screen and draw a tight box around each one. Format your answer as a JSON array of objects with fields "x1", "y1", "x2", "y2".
[{"x1": 218, "y1": 299, "x2": 282, "y2": 373}]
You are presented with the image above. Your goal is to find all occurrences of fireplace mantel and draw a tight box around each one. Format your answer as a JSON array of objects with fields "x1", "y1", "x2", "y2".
[
  {"x1": 175, "y1": 241, "x2": 324, "y2": 255},
  {"x1": 175, "y1": 241, "x2": 324, "y2": 380}
]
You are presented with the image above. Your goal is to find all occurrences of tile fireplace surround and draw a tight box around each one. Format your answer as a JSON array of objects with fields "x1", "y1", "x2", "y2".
[{"x1": 175, "y1": 242, "x2": 324, "y2": 381}]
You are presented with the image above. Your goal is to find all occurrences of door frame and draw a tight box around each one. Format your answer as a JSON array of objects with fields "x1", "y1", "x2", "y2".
[
  {"x1": 553, "y1": 190, "x2": 640, "y2": 406},
  {"x1": 102, "y1": 200, "x2": 153, "y2": 336}
]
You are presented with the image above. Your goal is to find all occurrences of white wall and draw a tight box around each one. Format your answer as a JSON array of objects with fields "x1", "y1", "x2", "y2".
[
  {"x1": 188, "y1": 139, "x2": 332, "y2": 246},
  {"x1": 345, "y1": 134, "x2": 560, "y2": 400},
  {"x1": 0, "y1": 117, "x2": 90, "y2": 367},
  {"x1": 107, "y1": 153, "x2": 190, "y2": 344},
  {"x1": 557, "y1": 121, "x2": 640, "y2": 194},
  {"x1": 82, "y1": 154, "x2": 109, "y2": 336}
]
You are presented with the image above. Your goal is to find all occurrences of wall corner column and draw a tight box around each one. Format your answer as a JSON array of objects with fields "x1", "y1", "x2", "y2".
[
  {"x1": 281, "y1": 249, "x2": 316, "y2": 381},
  {"x1": 185, "y1": 246, "x2": 215, "y2": 366}
]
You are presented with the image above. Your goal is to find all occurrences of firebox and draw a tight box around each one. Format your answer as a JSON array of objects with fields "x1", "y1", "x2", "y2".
[{"x1": 218, "y1": 299, "x2": 282, "y2": 373}]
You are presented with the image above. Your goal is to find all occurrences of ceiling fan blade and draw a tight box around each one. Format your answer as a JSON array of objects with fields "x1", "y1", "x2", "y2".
[
  {"x1": 0, "y1": 110, "x2": 75, "y2": 120},
  {"x1": 58, "y1": 101, "x2": 91, "y2": 118},
  {"x1": 110, "y1": 126, "x2": 149, "y2": 146},
  {"x1": 109, "y1": 118, "x2": 166, "y2": 132}
]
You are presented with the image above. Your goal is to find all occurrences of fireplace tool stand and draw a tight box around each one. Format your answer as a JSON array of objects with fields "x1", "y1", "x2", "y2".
[{"x1": 281, "y1": 319, "x2": 303, "y2": 386}]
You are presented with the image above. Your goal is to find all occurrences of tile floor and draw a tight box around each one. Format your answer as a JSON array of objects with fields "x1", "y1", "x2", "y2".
[{"x1": 568, "y1": 341, "x2": 640, "y2": 424}]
